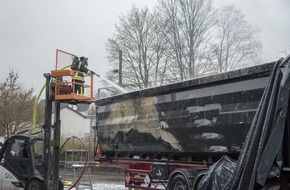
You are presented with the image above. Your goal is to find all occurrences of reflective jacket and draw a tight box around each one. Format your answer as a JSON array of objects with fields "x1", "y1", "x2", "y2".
[{"x1": 72, "y1": 60, "x2": 89, "y2": 82}]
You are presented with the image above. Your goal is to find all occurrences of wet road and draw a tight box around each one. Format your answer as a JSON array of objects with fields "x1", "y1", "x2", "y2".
[{"x1": 62, "y1": 166, "x2": 127, "y2": 190}]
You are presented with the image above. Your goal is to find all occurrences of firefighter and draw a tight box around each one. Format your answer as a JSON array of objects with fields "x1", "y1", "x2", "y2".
[{"x1": 71, "y1": 56, "x2": 94, "y2": 95}]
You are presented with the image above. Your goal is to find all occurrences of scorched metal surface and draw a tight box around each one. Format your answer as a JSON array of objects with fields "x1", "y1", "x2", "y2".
[{"x1": 95, "y1": 62, "x2": 274, "y2": 161}]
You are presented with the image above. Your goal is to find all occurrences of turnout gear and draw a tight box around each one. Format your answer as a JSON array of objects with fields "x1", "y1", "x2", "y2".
[
  {"x1": 71, "y1": 56, "x2": 89, "y2": 95},
  {"x1": 70, "y1": 55, "x2": 98, "y2": 95}
]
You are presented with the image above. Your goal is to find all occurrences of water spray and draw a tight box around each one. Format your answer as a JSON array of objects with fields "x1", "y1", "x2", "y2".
[{"x1": 89, "y1": 70, "x2": 127, "y2": 93}]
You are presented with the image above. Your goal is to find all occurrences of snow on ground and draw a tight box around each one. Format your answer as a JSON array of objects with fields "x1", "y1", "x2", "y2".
[
  {"x1": 64, "y1": 182, "x2": 127, "y2": 190},
  {"x1": 91, "y1": 183, "x2": 128, "y2": 190}
]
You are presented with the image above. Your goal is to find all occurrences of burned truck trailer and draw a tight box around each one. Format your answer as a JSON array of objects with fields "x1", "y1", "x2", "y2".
[
  {"x1": 94, "y1": 62, "x2": 278, "y2": 190},
  {"x1": 95, "y1": 62, "x2": 274, "y2": 162}
]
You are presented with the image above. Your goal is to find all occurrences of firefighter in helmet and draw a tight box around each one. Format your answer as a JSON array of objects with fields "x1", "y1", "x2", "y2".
[{"x1": 71, "y1": 56, "x2": 92, "y2": 95}]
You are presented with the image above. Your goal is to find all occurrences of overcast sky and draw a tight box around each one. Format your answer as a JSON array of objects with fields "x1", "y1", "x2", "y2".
[{"x1": 0, "y1": 0, "x2": 289, "y2": 95}]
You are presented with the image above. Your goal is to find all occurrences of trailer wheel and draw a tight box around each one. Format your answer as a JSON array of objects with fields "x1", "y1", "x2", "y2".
[
  {"x1": 25, "y1": 179, "x2": 43, "y2": 190},
  {"x1": 169, "y1": 174, "x2": 188, "y2": 190}
]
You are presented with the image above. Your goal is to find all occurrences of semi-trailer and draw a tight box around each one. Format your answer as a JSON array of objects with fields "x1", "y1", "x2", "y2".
[{"x1": 94, "y1": 57, "x2": 290, "y2": 189}]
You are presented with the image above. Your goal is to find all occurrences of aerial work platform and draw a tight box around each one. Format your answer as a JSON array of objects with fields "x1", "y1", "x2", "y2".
[{"x1": 51, "y1": 49, "x2": 94, "y2": 104}]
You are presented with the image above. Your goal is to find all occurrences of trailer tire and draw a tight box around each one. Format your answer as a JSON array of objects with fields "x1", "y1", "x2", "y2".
[
  {"x1": 193, "y1": 171, "x2": 206, "y2": 190},
  {"x1": 25, "y1": 179, "x2": 44, "y2": 190},
  {"x1": 169, "y1": 174, "x2": 189, "y2": 190}
]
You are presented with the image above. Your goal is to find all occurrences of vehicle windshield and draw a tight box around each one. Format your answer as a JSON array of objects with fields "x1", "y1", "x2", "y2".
[{"x1": 32, "y1": 139, "x2": 44, "y2": 165}]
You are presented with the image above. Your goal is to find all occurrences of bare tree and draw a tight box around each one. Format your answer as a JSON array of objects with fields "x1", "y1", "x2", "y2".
[
  {"x1": 106, "y1": 6, "x2": 170, "y2": 89},
  {"x1": 279, "y1": 45, "x2": 290, "y2": 57},
  {"x1": 209, "y1": 5, "x2": 262, "y2": 73},
  {"x1": 105, "y1": 2, "x2": 263, "y2": 89},
  {"x1": 0, "y1": 71, "x2": 35, "y2": 137},
  {"x1": 157, "y1": 0, "x2": 215, "y2": 80}
]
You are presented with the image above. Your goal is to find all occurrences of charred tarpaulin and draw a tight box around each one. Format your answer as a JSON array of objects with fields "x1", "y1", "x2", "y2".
[{"x1": 198, "y1": 55, "x2": 290, "y2": 189}]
